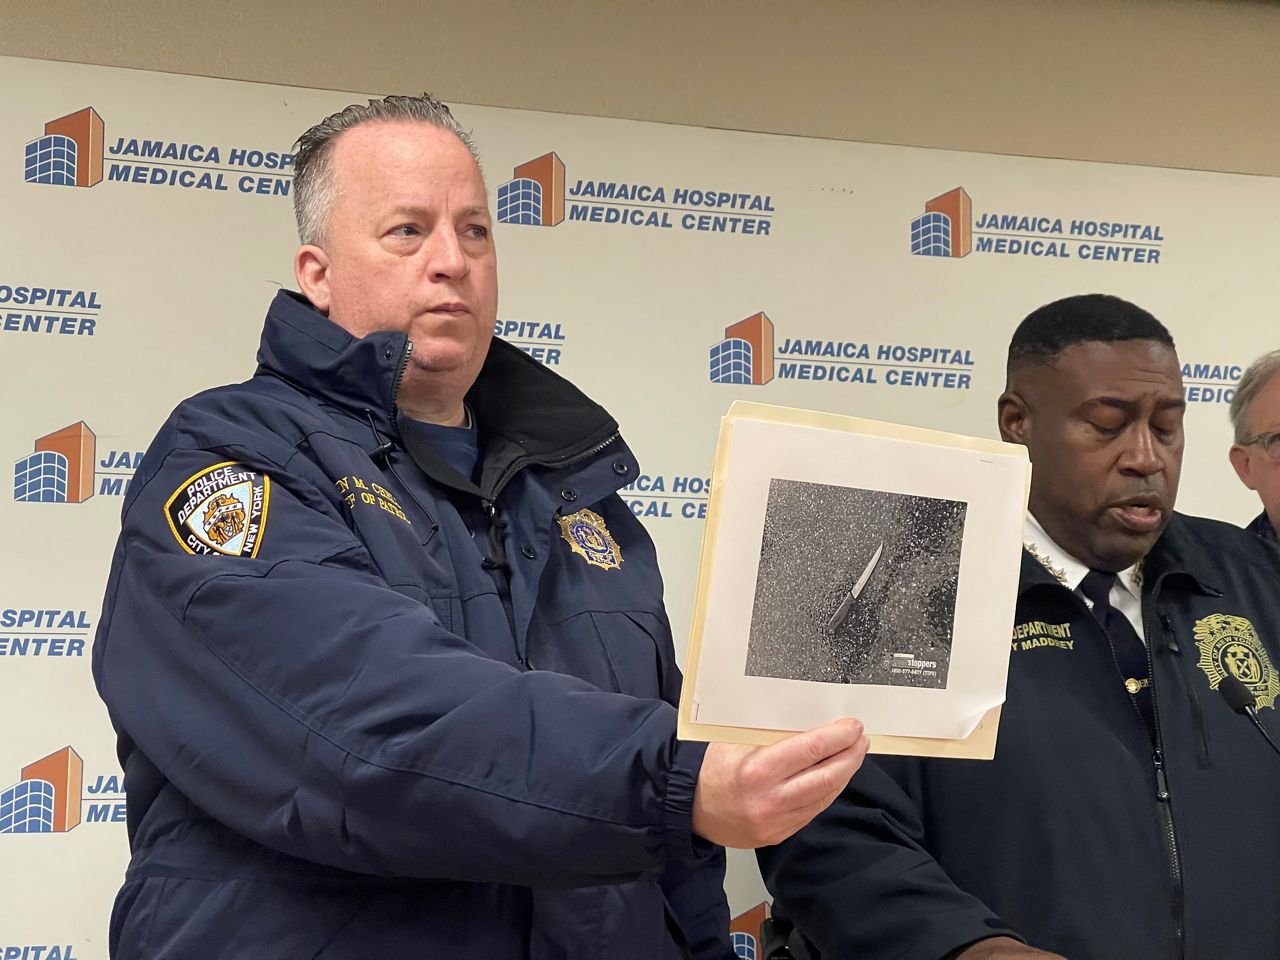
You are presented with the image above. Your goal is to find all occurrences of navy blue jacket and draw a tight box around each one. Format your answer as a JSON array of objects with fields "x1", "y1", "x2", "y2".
[
  {"x1": 760, "y1": 514, "x2": 1280, "y2": 960},
  {"x1": 1246, "y1": 509, "x2": 1278, "y2": 547},
  {"x1": 92, "y1": 291, "x2": 733, "y2": 959}
]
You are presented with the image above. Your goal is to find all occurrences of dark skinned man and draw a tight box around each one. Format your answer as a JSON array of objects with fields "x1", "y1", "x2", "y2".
[{"x1": 760, "y1": 294, "x2": 1280, "y2": 960}]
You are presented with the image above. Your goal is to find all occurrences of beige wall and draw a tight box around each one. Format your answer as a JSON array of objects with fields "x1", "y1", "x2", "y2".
[{"x1": 4, "y1": 0, "x2": 1280, "y2": 176}]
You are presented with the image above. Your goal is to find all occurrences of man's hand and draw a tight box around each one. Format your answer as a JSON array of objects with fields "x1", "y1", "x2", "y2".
[
  {"x1": 691, "y1": 718, "x2": 869, "y2": 848},
  {"x1": 953, "y1": 936, "x2": 1067, "y2": 959}
]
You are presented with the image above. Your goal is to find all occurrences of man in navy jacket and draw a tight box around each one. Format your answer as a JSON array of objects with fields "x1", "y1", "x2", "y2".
[
  {"x1": 92, "y1": 94, "x2": 868, "y2": 959},
  {"x1": 761, "y1": 295, "x2": 1280, "y2": 959}
]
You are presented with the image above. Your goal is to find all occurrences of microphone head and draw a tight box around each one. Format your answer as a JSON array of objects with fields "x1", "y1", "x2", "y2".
[{"x1": 1220, "y1": 674, "x2": 1257, "y2": 715}]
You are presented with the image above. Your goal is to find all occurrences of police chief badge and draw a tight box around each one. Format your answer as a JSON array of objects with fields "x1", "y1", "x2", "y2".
[
  {"x1": 1194, "y1": 613, "x2": 1280, "y2": 710},
  {"x1": 558, "y1": 508, "x2": 623, "y2": 571},
  {"x1": 165, "y1": 461, "x2": 270, "y2": 558}
]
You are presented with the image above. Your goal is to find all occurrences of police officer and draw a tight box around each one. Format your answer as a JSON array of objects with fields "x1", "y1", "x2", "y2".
[
  {"x1": 92, "y1": 95, "x2": 868, "y2": 959},
  {"x1": 760, "y1": 294, "x2": 1280, "y2": 959}
]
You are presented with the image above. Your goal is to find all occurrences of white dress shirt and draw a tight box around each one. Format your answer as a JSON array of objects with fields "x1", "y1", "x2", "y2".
[{"x1": 1023, "y1": 513, "x2": 1146, "y2": 642}]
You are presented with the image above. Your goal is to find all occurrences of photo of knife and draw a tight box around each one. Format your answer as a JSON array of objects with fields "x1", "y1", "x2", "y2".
[{"x1": 826, "y1": 541, "x2": 884, "y2": 632}]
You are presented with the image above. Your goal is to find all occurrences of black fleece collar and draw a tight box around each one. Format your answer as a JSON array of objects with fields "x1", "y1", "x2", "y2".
[{"x1": 254, "y1": 290, "x2": 619, "y2": 499}]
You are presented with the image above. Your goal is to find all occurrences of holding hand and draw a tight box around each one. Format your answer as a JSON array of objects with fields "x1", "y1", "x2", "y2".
[
  {"x1": 691, "y1": 718, "x2": 869, "y2": 849},
  {"x1": 953, "y1": 936, "x2": 1067, "y2": 959}
]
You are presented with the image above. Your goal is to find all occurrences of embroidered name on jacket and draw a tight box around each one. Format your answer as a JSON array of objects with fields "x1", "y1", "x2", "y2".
[
  {"x1": 1010, "y1": 620, "x2": 1075, "y2": 652},
  {"x1": 558, "y1": 508, "x2": 623, "y2": 571},
  {"x1": 335, "y1": 474, "x2": 410, "y2": 525},
  {"x1": 165, "y1": 462, "x2": 269, "y2": 557},
  {"x1": 1194, "y1": 613, "x2": 1280, "y2": 709}
]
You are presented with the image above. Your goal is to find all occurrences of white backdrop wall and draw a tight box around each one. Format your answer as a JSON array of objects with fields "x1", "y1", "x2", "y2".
[
  {"x1": 7, "y1": 0, "x2": 1280, "y2": 182},
  {"x1": 1, "y1": 54, "x2": 1275, "y2": 957}
]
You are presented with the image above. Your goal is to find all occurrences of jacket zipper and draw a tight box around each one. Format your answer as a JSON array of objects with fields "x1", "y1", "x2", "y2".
[
  {"x1": 1077, "y1": 585, "x2": 1185, "y2": 959},
  {"x1": 489, "y1": 431, "x2": 621, "y2": 505},
  {"x1": 483, "y1": 434, "x2": 620, "y2": 670},
  {"x1": 1141, "y1": 593, "x2": 1186, "y2": 959},
  {"x1": 556, "y1": 432, "x2": 620, "y2": 470},
  {"x1": 478, "y1": 498, "x2": 520, "y2": 662},
  {"x1": 379, "y1": 341, "x2": 607, "y2": 669},
  {"x1": 388, "y1": 339, "x2": 413, "y2": 414}
]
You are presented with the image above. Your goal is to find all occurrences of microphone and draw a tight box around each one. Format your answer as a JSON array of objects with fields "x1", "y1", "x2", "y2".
[{"x1": 1219, "y1": 675, "x2": 1280, "y2": 759}]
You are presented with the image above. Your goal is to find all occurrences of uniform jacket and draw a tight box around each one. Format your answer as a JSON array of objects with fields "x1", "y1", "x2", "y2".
[
  {"x1": 92, "y1": 291, "x2": 733, "y2": 959},
  {"x1": 1246, "y1": 509, "x2": 1278, "y2": 547},
  {"x1": 759, "y1": 513, "x2": 1280, "y2": 960}
]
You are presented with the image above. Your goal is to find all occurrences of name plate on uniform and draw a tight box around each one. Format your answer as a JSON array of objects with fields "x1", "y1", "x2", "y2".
[{"x1": 678, "y1": 401, "x2": 1030, "y2": 759}]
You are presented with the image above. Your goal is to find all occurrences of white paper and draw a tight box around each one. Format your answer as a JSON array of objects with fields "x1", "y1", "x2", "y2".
[{"x1": 686, "y1": 406, "x2": 1028, "y2": 743}]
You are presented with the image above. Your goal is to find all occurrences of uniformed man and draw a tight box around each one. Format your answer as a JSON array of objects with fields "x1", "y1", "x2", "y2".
[
  {"x1": 91, "y1": 94, "x2": 867, "y2": 959},
  {"x1": 760, "y1": 293, "x2": 1280, "y2": 959}
]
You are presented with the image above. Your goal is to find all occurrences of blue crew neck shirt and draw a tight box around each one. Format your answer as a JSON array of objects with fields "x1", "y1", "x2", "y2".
[{"x1": 397, "y1": 412, "x2": 481, "y2": 484}]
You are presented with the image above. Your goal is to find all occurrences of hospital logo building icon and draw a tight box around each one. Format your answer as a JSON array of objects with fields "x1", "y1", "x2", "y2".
[
  {"x1": 0, "y1": 746, "x2": 83, "y2": 834},
  {"x1": 910, "y1": 186, "x2": 972, "y2": 258},
  {"x1": 497, "y1": 152, "x2": 566, "y2": 226},
  {"x1": 13, "y1": 422, "x2": 96, "y2": 503},
  {"x1": 710, "y1": 312, "x2": 775, "y2": 385},
  {"x1": 24, "y1": 107, "x2": 105, "y2": 188}
]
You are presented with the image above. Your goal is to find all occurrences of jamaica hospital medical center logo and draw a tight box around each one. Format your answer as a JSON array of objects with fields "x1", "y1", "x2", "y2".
[
  {"x1": 0, "y1": 746, "x2": 125, "y2": 834},
  {"x1": 909, "y1": 186, "x2": 1166, "y2": 265},
  {"x1": 496, "y1": 151, "x2": 775, "y2": 237},
  {"x1": 13, "y1": 421, "x2": 140, "y2": 503},
  {"x1": 24, "y1": 107, "x2": 104, "y2": 187},
  {"x1": 24, "y1": 106, "x2": 294, "y2": 196},
  {"x1": 709, "y1": 311, "x2": 975, "y2": 391}
]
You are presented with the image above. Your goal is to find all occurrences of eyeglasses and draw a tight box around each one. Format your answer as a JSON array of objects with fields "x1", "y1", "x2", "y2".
[{"x1": 1242, "y1": 430, "x2": 1280, "y2": 461}]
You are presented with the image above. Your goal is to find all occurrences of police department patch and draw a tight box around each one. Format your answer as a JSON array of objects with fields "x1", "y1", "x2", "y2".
[
  {"x1": 1194, "y1": 613, "x2": 1279, "y2": 710},
  {"x1": 164, "y1": 461, "x2": 270, "y2": 558},
  {"x1": 557, "y1": 508, "x2": 622, "y2": 571}
]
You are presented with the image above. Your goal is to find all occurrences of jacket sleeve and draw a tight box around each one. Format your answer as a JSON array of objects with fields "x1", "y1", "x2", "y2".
[
  {"x1": 658, "y1": 844, "x2": 736, "y2": 960},
  {"x1": 93, "y1": 440, "x2": 709, "y2": 887},
  {"x1": 649, "y1": 624, "x2": 736, "y2": 960},
  {"x1": 756, "y1": 758, "x2": 1020, "y2": 960}
]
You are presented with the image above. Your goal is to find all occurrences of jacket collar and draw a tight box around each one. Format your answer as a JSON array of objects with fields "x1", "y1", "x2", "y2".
[
  {"x1": 1142, "y1": 513, "x2": 1224, "y2": 596},
  {"x1": 254, "y1": 291, "x2": 620, "y2": 497},
  {"x1": 1247, "y1": 510, "x2": 1279, "y2": 545},
  {"x1": 1018, "y1": 512, "x2": 1222, "y2": 599},
  {"x1": 1022, "y1": 512, "x2": 1141, "y2": 600},
  {"x1": 466, "y1": 333, "x2": 618, "y2": 496},
  {"x1": 1018, "y1": 548, "x2": 1065, "y2": 592},
  {"x1": 255, "y1": 290, "x2": 407, "y2": 435}
]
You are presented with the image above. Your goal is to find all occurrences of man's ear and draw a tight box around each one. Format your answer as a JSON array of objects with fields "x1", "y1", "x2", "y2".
[
  {"x1": 294, "y1": 244, "x2": 332, "y2": 314},
  {"x1": 1229, "y1": 444, "x2": 1257, "y2": 491},
  {"x1": 998, "y1": 390, "x2": 1031, "y2": 445}
]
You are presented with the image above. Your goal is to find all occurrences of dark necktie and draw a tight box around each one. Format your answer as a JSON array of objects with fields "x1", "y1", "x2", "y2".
[{"x1": 1079, "y1": 569, "x2": 1154, "y2": 736}]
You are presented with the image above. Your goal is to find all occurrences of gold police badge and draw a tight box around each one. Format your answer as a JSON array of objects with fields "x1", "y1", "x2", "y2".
[
  {"x1": 1194, "y1": 613, "x2": 1279, "y2": 710},
  {"x1": 557, "y1": 508, "x2": 623, "y2": 571}
]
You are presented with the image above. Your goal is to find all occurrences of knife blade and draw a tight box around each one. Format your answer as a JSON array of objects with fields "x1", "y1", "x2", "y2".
[{"x1": 826, "y1": 541, "x2": 884, "y2": 632}]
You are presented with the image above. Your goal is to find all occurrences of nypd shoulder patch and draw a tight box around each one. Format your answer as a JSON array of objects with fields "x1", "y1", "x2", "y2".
[{"x1": 164, "y1": 461, "x2": 270, "y2": 557}]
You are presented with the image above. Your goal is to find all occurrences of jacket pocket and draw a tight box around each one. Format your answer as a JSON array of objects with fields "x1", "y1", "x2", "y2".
[
  {"x1": 1172, "y1": 655, "x2": 1213, "y2": 767},
  {"x1": 112, "y1": 875, "x2": 374, "y2": 959},
  {"x1": 427, "y1": 594, "x2": 460, "y2": 633},
  {"x1": 584, "y1": 610, "x2": 667, "y2": 699}
]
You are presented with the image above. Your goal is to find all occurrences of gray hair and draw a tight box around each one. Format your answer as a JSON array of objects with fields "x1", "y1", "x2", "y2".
[
  {"x1": 1229, "y1": 348, "x2": 1280, "y2": 442},
  {"x1": 291, "y1": 93, "x2": 479, "y2": 246}
]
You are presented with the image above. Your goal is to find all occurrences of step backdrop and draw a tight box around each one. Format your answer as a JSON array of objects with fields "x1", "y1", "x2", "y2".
[{"x1": 2, "y1": 53, "x2": 1275, "y2": 956}]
